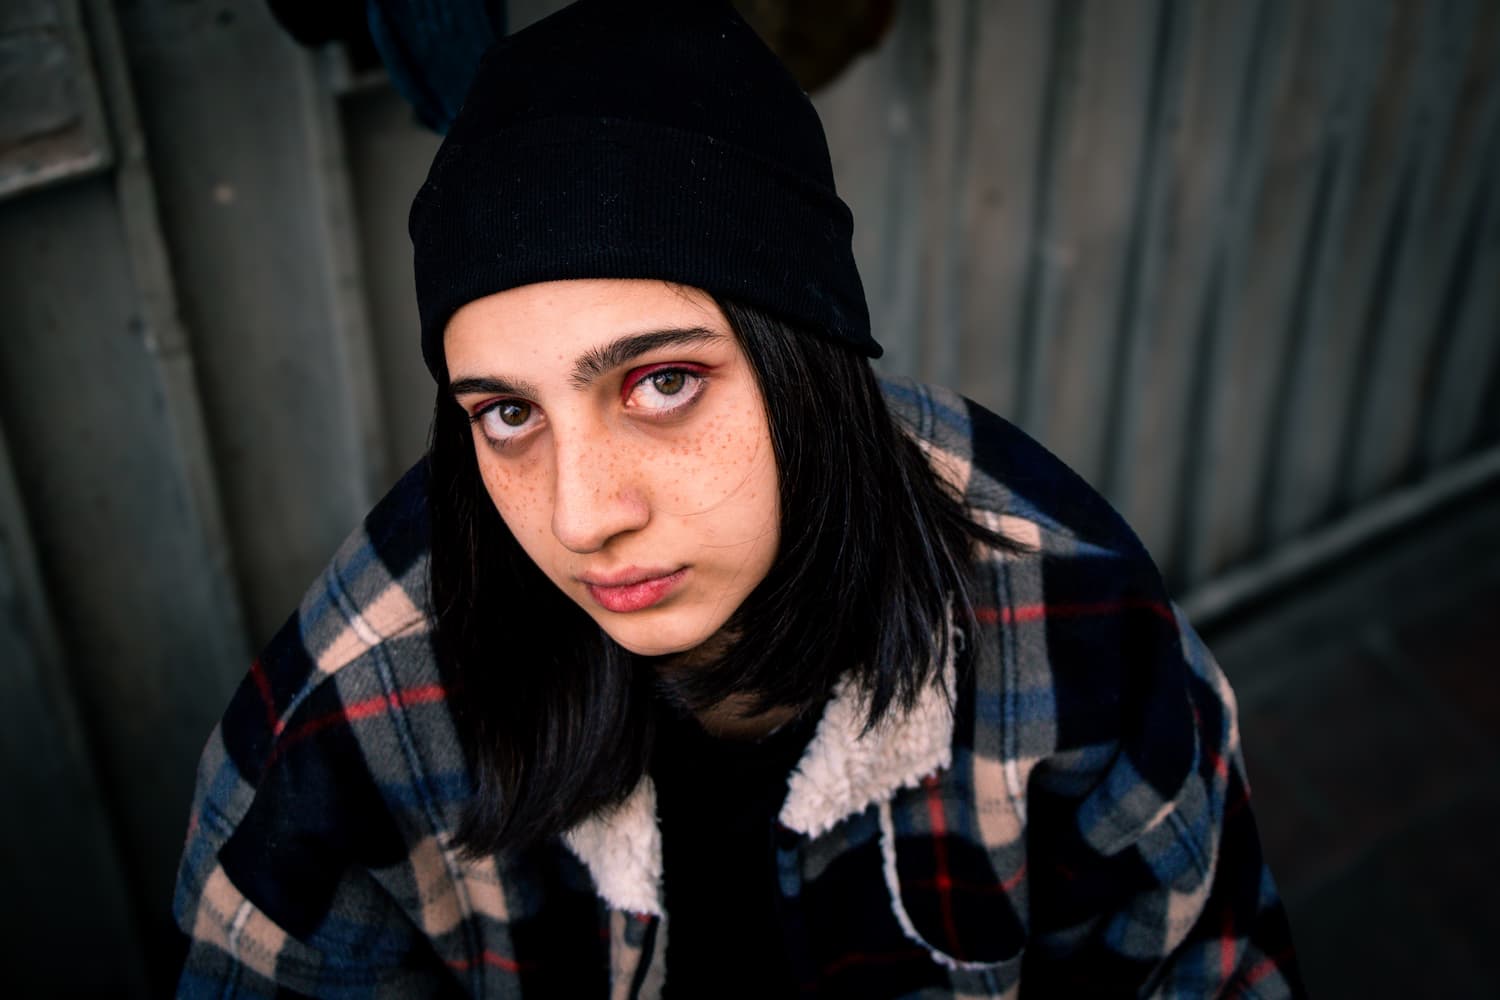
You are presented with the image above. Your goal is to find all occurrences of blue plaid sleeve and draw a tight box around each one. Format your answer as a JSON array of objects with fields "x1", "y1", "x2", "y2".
[{"x1": 1019, "y1": 603, "x2": 1304, "y2": 997}]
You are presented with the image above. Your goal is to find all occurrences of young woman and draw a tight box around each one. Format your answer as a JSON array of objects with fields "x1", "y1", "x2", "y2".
[{"x1": 174, "y1": 2, "x2": 1303, "y2": 996}]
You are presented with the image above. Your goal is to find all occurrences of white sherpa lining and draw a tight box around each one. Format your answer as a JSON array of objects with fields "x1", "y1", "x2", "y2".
[
  {"x1": 563, "y1": 634, "x2": 959, "y2": 914},
  {"x1": 778, "y1": 642, "x2": 958, "y2": 837},
  {"x1": 563, "y1": 777, "x2": 663, "y2": 916}
]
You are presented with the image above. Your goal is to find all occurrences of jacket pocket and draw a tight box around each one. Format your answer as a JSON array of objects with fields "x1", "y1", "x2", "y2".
[{"x1": 878, "y1": 794, "x2": 1027, "y2": 971}]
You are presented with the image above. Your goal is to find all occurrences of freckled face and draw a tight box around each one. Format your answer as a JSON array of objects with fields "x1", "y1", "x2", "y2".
[{"x1": 443, "y1": 279, "x2": 780, "y2": 657}]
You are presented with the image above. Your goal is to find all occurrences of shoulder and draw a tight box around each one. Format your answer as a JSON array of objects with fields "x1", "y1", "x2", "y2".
[
  {"x1": 870, "y1": 383, "x2": 1290, "y2": 983},
  {"x1": 880, "y1": 377, "x2": 1153, "y2": 569},
  {"x1": 175, "y1": 461, "x2": 487, "y2": 987},
  {"x1": 883, "y1": 377, "x2": 1216, "y2": 801},
  {"x1": 214, "y1": 460, "x2": 439, "y2": 784},
  {"x1": 178, "y1": 460, "x2": 463, "y2": 924}
]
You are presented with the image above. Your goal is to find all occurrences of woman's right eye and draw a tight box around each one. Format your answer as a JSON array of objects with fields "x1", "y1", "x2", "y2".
[{"x1": 473, "y1": 399, "x2": 541, "y2": 445}]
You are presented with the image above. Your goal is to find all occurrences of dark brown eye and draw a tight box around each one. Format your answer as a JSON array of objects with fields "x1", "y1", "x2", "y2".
[
  {"x1": 498, "y1": 401, "x2": 531, "y2": 426},
  {"x1": 650, "y1": 371, "x2": 687, "y2": 395}
]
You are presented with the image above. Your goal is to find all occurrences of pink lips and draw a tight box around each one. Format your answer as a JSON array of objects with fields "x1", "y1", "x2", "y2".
[{"x1": 580, "y1": 568, "x2": 687, "y2": 613}]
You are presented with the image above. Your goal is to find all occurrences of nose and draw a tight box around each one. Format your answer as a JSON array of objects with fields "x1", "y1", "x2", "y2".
[{"x1": 549, "y1": 434, "x2": 649, "y2": 553}]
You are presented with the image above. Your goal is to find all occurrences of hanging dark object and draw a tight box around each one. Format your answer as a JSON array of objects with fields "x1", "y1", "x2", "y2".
[
  {"x1": 733, "y1": 0, "x2": 898, "y2": 92},
  {"x1": 267, "y1": 0, "x2": 505, "y2": 132},
  {"x1": 267, "y1": 0, "x2": 894, "y2": 132}
]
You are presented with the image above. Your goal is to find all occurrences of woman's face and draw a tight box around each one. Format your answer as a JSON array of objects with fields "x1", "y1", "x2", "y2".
[{"x1": 444, "y1": 279, "x2": 780, "y2": 658}]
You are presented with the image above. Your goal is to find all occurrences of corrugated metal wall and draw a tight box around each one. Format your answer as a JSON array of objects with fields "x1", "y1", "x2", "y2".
[{"x1": 1, "y1": 0, "x2": 1496, "y2": 992}]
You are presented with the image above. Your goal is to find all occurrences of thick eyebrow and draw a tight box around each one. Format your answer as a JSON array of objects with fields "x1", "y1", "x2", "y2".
[
  {"x1": 448, "y1": 326, "x2": 725, "y2": 403},
  {"x1": 569, "y1": 327, "x2": 725, "y2": 389},
  {"x1": 448, "y1": 373, "x2": 542, "y2": 402}
]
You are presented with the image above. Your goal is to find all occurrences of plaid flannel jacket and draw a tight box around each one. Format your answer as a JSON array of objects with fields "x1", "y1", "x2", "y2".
[{"x1": 174, "y1": 379, "x2": 1304, "y2": 998}]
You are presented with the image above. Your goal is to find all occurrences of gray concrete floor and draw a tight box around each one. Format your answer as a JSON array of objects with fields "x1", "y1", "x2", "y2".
[{"x1": 1202, "y1": 484, "x2": 1500, "y2": 999}]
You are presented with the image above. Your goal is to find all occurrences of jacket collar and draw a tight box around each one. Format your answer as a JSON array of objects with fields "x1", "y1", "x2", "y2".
[{"x1": 562, "y1": 646, "x2": 958, "y2": 916}]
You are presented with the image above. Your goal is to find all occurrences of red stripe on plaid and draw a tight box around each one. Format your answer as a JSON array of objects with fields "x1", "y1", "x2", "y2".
[
  {"x1": 1237, "y1": 951, "x2": 1289, "y2": 987},
  {"x1": 975, "y1": 598, "x2": 1174, "y2": 625},
  {"x1": 923, "y1": 778, "x2": 963, "y2": 954},
  {"x1": 1221, "y1": 908, "x2": 1238, "y2": 981},
  {"x1": 818, "y1": 946, "x2": 931, "y2": 979},
  {"x1": 268, "y1": 683, "x2": 448, "y2": 763},
  {"x1": 445, "y1": 949, "x2": 532, "y2": 973},
  {"x1": 907, "y1": 861, "x2": 1026, "y2": 897},
  {"x1": 248, "y1": 658, "x2": 278, "y2": 732},
  {"x1": 1190, "y1": 702, "x2": 1231, "y2": 785}
]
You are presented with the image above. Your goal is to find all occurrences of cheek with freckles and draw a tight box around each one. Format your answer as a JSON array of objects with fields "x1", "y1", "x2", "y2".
[
  {"x1": 477, "y1": 447, "x2": 550, "y2": 549},
  {"x1": 655, "y1": 408, "x2": 775, "y2": 524}
]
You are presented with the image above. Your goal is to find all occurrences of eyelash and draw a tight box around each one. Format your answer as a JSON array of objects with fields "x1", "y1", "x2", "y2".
[
  {"x1": 621, "y1": 363, "x2": 710, "y2": 409},
  {"x1": 468, "y1": 364, "x2": 710, "y2": 448}
]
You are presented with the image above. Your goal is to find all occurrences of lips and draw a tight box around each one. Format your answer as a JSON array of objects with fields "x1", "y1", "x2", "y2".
[{"x1": 580, "y1": 567, "x2": 687, "y2": 613}]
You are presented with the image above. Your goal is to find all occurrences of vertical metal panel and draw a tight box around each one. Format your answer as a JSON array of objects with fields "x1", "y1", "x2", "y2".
[
  {"x1": 339, "y1": 85, "x2": 441, "y2": 481},
  {"x1": 1097, "y1": 0, "x2": 1188, "y2": 505},
  {"x1": 1421, "y1": 92, "x2": 1500, "y2": 469},
  {"x1": 1110, "y1": 0, "x2": 1271, "y2": 574},
  {"x1": 300, "y1": 47, "x2": 392, "y2": 506},
  {"x1": 1167, "y1": 0, "x2": 1287, "y2": 587},
  {"x1": 1021, "y1": 0, "x2": 1164, "y2": 491},
  {"x1": 1269, "y1": 1, "x2": 1435, "y2": 537},
  {"x1": 1402, "y1": 0, "x2": 1500, "y2": 474},
  {"x1": 115, "y1": 0, "x2": 375, "y2": 644},
  {"x1": 1187, "y1": 0, "x2": 1362, "y2": 582},
  {"x1": 913, "y1": 0, "x2": 981, "y2": 393},
  {"x1": 815, "y1": 0, "x2": 935, "y2": 381},
  {"x1": 0, "y1": 173, "x2": 251, "y2": 973},
  {"x1": 817, "y1": 0, "x2": 1500, "y2": 584},
  {"x1": 1347, "y1": 0, "x2": 1486, "y2": 504},
  {"x1": 944, "y1": 0, "x2": 1054, "y2": 418},
  {"x1": 0, "y1": 424, "x2": 149, "y2": 996},
  {"x1": 1262, "y1": 2, "x2": 1397, "y2": 545}
]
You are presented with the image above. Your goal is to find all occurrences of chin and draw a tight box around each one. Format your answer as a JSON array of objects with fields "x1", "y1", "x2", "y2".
[
  {"x1": 593, "y1": 612, "x2": 720, "y2": 659},
  {"x1": 605, "y1": 629, "x2": 706, "y2": 658}
]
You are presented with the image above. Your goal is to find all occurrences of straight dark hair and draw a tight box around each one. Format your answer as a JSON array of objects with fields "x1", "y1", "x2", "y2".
[{"x1": 427, "y1": 297, "x2": 1012, "y2": 857}]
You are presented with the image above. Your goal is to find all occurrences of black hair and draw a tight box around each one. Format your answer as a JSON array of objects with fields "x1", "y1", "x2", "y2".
[{"x1": 427, "y1": 297, "x2": 1013, "y2": 857}]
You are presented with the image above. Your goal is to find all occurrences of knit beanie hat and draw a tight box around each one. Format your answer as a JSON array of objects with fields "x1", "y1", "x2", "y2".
[{"x1": 409, "y1": 0, "x2": 877, "y2": 381}]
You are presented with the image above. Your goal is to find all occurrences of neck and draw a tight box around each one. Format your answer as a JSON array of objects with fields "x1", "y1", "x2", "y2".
[
  {"x1": 693, "y1": 695, "x2": 802, "y2": 740},
  {"x1": 655, "y1": 633, "x2": 803, "y2": 740}
]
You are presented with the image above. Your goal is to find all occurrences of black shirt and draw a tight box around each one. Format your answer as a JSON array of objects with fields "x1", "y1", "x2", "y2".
[{"x1": 650, "y1": 701, "x2": 821, "y2": 997}]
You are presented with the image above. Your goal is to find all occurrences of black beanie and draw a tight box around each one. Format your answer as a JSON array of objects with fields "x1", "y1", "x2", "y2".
[{"x1": 408, "y1": 0, "x2": 878, "y2": 381}]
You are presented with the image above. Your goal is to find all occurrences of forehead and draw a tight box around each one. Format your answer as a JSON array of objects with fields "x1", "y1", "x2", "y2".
[{"x1": 443, "y1": 279, "x2": 729, "y2": 372}]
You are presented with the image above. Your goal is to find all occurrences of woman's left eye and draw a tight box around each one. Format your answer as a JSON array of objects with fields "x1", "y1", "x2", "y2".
[{"x1": 624, "y1": 366, "x2": 707, "y2": 413}]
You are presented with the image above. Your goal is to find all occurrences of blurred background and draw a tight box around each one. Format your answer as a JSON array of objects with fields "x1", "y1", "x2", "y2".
[{"x1": 1, "y1": 0, "x2": 1496, "y2": 995}]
